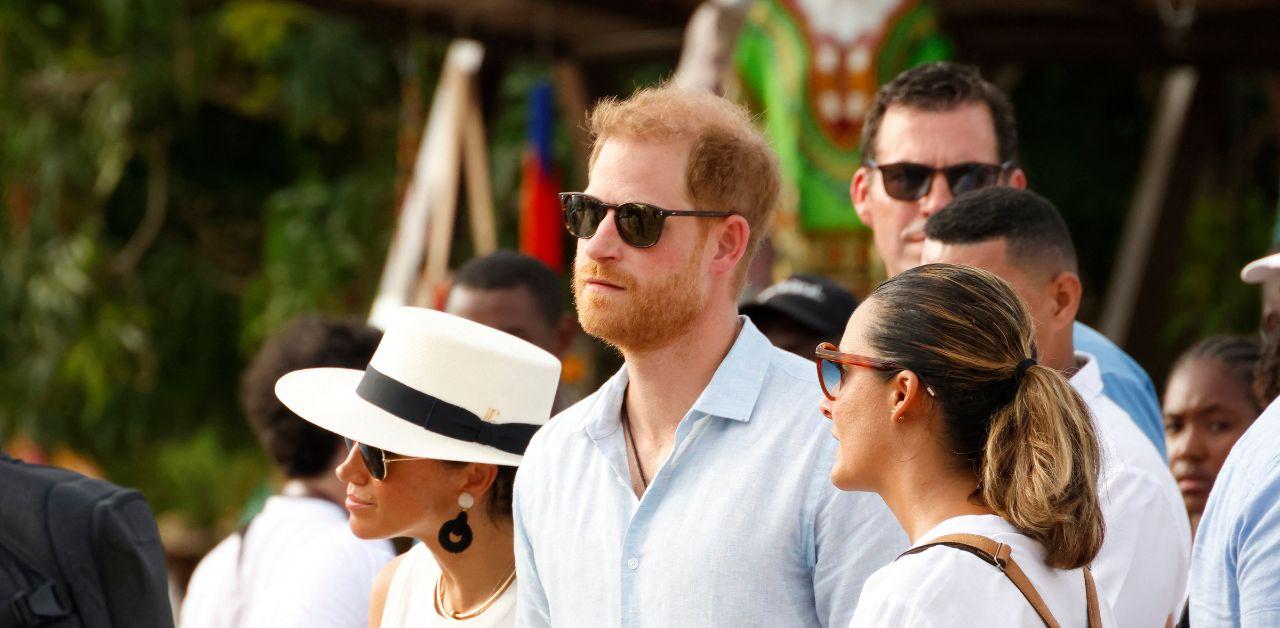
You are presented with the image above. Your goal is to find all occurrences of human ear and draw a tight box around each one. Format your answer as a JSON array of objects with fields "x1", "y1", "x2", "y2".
[
  {"x1": 852, "y1": 167, "x2": 873, "y2": 227},
  {"x1": 709, "y1": 214, "x2": 750, "y2": 278},
  {"x1": 888, "y1": 370, "x2": 931, "y2": 423},
  {"x1": 1049, "y1": 272, "x2": 1082, "y2": 328},
  {"x1": 1008, "y1": 168, "x2": 1028, "y2": 190},
  {"x1": 457, "y1": 463, "x2": 499, "y2": 499}
]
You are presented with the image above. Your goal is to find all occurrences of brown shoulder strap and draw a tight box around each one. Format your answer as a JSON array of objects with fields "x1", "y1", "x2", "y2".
[
  {"x1": 901, "y1": 533, "x2": 1100, "y2": 628},
  {"x1": 1083, "y1": 566, "x2": 1102, "y2": 628}
]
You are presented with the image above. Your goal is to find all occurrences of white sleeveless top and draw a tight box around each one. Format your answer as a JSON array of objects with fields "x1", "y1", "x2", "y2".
[{"x1": 379, "y1": 544, "x2": 517, "y2": 628}]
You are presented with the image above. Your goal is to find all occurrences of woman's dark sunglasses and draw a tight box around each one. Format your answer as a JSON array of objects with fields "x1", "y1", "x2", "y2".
[
  {"x1": 865, "y1": 159, "x2": 1014, "y2": 201},
  {"x1": 814, "y1": 342, "x2": 936, "y2": 401},
  {"x1": 342, "y1": 438, "x2": 424, "y2": 481},
  {"x1": 560, "y1": 192, "x2": 735, "y2": 249}
]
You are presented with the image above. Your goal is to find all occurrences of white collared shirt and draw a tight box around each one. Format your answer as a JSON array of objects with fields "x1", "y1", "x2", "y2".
[
  {"x1": 513, "y1": 318, "x2": 907, "y2": 627},
  {"x1": 1071, "y1": 352, "x2": 1191, "y2": 627}
]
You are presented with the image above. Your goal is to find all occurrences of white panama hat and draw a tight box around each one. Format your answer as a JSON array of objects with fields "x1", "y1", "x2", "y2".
[
  {"x1": 1241, "y1": 252, "x2": 1280, "y2": 285},
  {"x1": 275, "y1": 307, "x2": 561, "y2": 466}
]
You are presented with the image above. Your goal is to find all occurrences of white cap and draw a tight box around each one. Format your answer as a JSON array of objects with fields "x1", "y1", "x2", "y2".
[{"x1": 1241, "y1": 252, "x2": 1280, "y2": 284}]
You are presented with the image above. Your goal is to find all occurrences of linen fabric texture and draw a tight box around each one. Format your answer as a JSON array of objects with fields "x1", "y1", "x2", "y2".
[
  {"x1": 1190, "y1": 395, "x2": 1280, "y2": 627},
  {"x1": 513, "y1": 318, "x2": 907, "y2": 627}
]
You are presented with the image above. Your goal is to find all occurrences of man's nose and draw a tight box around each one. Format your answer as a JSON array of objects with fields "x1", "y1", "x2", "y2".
[
  {"x1": 918, "y1": 172, "x2": 953, "y2": 218},
  {"x1": 582, "y1": 209, "x2": 624, "y2": 262}
]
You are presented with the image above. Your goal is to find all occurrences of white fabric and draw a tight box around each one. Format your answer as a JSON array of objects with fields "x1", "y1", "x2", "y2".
[
  {"x1": 379, "y1": 543, "x2": 516, "y2": 628},
  {"x1": 275, "y1": 306, "x2": 561, "y2": 466},
  {"x1": 1071, "y1": 352, "x2": 1191, "y2": 628},
  {"x1": 1240, "y1": 251, "x2": 1280, "y2": 284},
  {"x1": 179, "y1": 495, "x2": 394, "y2": 628},
  {"x1": 850, "y1": 515, "x2": 1118, "y2": 627}
]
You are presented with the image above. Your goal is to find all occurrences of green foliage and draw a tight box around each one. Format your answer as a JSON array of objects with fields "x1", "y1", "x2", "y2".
[
  {"x1": 1166, "y1": 191, "x2": 1270, "y2": 348},
  {"x1": 0, "y1": 0, "x2": 408, "y2": 530}
]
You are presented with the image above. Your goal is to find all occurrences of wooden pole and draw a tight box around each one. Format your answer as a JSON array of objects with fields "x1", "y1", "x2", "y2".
[
  {"x1": 370, "y1": 39, "x2": 484, "y2": 327},
  {"x1": 1100, "y1": 66, "x2": 1198, "y2": 344},
  {"x1": 463, "y1": 87, "x2": 497, "y2": 256}
]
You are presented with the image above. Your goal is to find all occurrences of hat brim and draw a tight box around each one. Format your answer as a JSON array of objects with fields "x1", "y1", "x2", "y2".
[
  {"x1": 275, "y1": 368, "x2": 525, "y2": 467},
  {"x1": 1242, "y1": 252, "x2": 1280, "y2": 284}
]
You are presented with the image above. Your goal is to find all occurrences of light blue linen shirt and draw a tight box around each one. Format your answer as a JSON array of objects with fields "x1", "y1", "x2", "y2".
[
  {"x1": 1189, "y1": 396, "x2": 1280, "y2": 626},
  {"x1": 1074, "y1": 321, "x2": 1167, "y2": 458},
  {"x1": 513, "y1": 318, "x2": 907, "y2": 627}
]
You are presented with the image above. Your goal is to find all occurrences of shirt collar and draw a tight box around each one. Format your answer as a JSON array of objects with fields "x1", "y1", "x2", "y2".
[
  {"x1": 1068, "y1": 351, "x2": 1104, "y2": 403},
  {"x1": 576, "y1": 316, "x2": 776, "y2": 438}
]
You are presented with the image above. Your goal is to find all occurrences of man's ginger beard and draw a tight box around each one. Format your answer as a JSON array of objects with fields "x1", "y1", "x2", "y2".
[{"x1": 573, "y1": 241, "x2": 708, "y2": 353}]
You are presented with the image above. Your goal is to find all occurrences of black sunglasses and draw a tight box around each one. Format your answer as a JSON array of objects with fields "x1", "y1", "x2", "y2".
[
  {"x1": 560, "y1": 192, "x2": 735, "y2": 249},
  {"x1": 343, "y1": 438, "x2": 424, "y2": 481},
  {"x1": 865, "y1": 160, "x2": 1014, "y2": 201}
]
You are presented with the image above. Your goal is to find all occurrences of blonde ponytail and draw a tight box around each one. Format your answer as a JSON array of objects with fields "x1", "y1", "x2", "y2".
[
  {"x1": 981, "y1": 364, "x2": 1105, "y2": 569},
  {"x1": 866, "y1": 264, "x2": 1106, "y2": 570}
]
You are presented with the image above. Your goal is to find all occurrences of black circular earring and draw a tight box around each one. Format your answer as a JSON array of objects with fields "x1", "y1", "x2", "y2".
[{"x1": 438, "y1": 493, "x2": 474, "y2": 553}]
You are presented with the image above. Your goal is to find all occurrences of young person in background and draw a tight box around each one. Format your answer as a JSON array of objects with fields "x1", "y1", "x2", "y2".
[
  {"x1": 1189, "y1": 253, "x2": 1280, "y2": 626},
  {"x1": 181, "y1": 316, "x2": 394, "y2": 628},
  {"x1": 1163, "y1": 335, "x2": 1263, "y2": 536}
]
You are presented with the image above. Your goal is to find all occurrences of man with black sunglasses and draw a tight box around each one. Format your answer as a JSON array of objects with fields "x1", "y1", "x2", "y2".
[
  {"x1": 850, "y1": 61, "x2": 1170, "y2": 461},
  {"x1": 513, "y1": 85, "x2": 904, "y2": 627}
]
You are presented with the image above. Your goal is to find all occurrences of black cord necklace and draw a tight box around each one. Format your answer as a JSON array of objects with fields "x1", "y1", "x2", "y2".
[{"x1": 621, "y1": 400, "x2": 649, "y2": 489}]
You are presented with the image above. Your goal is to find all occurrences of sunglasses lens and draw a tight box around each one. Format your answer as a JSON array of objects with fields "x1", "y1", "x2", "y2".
[
  {"x1": 819, "y1": 358, "x2": 844, "y2": 398},
  {"x1": 563, "y1": 194, "x2": 605, "y2": 239},
  {"x1": 879, "y1": 164, "x2": 933, "y2": 201},
  {"x1": 946, "y1": 164, "x2": 1002, "y2": 196},
  {"x1": 616, "y1": 204, "x2": 664, "y2": 248},
  {"x1": 345, "y1": 439, "x2": 386, "y2": 480}
]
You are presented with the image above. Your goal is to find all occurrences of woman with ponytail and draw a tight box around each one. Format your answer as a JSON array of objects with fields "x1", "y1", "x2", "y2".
[{"x1": 819, "y1": 264, "x2": 1114, "y2": 626}]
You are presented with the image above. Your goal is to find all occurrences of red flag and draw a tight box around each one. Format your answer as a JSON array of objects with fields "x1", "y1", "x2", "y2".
[{"x1": 518, "y1": 80, "x2": 563, "y2": 272}]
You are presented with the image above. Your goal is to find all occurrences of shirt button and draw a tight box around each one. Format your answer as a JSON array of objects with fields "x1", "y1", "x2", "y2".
[{"x1": 626, "y1": 557, "x2": 639, "y2": 570}]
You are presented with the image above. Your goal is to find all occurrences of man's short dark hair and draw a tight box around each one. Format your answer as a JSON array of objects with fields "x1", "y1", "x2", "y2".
[
  {"x1": 452, "y1": 251, "x2": 563, "y2": 326},
  {"x1": 924, "y1": 187, "x2": 1078, "y2": 274},
  {"x1": 861, "y1": 62, "x2": 1018, "y2": 164},
  {"x1": 240, "y1": 316, "x2": 381, "y2": 478}
]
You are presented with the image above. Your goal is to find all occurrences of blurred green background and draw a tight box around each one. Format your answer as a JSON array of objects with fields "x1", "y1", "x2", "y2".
[{"x1": 2, "y1": 0, "x2": 1276, "y2": 537}]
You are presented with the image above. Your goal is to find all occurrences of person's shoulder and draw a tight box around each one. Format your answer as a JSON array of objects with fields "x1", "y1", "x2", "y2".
[
  {"x1": 369, "y1": 549, "x2": 422, "y2": 627},
  {"x1": 860, "y1": 547, "x2": 1002, "y2": 620},
  {"x1": 185, "y1": 533, "x2": 240, "y2": 594}
]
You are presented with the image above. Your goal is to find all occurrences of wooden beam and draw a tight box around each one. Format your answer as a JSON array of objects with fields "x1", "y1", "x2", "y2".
[{"x1": 1100, "y1": 66, "x2": 1198, "y2": 344}]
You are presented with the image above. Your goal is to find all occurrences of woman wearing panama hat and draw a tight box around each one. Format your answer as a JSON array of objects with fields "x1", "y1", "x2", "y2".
[{"x1": 275, "y1": 307, "x2": 561, "y2": 627}]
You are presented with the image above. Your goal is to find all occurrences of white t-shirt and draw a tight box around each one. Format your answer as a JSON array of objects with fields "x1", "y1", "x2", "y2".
[
  {"x1": 850, "y1": 515, "x2": 1117, "y2": 627},
  {"x1": 380, "y1": 543, "x2": 516, "y2": 628},
  {"x1": 1070, "y1": 352, "x2": 1191, "y2": 627},
  {"x1": 180, "y1": 494, "x2": 394, "y2": 628}
]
